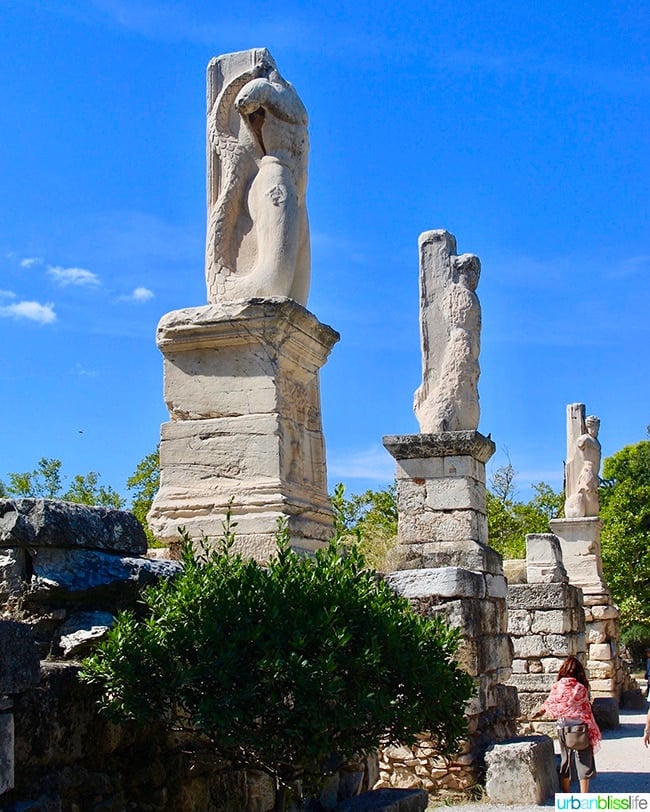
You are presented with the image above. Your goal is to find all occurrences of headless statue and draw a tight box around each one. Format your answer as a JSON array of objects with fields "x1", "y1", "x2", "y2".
[{"x1": 205, "y1": 49, "x2": 310, "y2": 305}]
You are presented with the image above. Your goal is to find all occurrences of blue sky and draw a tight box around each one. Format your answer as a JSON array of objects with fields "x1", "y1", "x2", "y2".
[{"x1": 1, "y1": 0, "x2": 649, "y2": 503}]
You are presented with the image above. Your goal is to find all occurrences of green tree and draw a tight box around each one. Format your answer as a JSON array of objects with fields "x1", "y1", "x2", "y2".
[
  {"x1": 81, "y1": 520, "x2": 473, "y2": 810},
  {"x1": 331, "y1": 482, "x2": 398, "y2": 569},
  {"x1": 126, "y1": 448, "x2": 160, "y2": 544},
  {"x1": 600, "y1": 440, "x2": 650, "y2": 650},
  {"x1": 2, "y1": 457, "x2": 123, "y2": 507},
  {"x1": 486, "y1": 463, "x2": 563, "y2": 559}
]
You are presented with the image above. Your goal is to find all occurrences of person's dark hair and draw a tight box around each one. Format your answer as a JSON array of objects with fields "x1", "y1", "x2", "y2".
[{"x1": 557, "y1": 655, "x2": 589, "y2": 690}]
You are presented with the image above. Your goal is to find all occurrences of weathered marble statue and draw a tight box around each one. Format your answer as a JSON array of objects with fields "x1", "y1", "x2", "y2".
[
  {"x1": 564, "y1": 406, "x2": 601, "y2": 518},
  {"x1": 414, "y1": 230, "x2": 481, "y2": 433},
  {"x1": 205, "y1": 48, "x2": 310, "y2": 305}
]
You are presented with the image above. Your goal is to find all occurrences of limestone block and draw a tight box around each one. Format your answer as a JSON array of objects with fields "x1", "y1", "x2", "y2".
[
  {"x1": 423, "y1": 477, "x2": 485, "y2": 512},
  {"x1": 514, "y1": 632, "x2": 581, "y2": 659},
  {"x1": 587, "y1": 660, "x2": 614, "y2": 679},
  {"x1": 590, "y1": 642, "x2": 614, "y2": 661},
  {"x1": 157, "y1": 301, "x2": 338, "y2": 416},
  {"x1": 0, "y1": 621, "x2": 40, "y2": 694},
  {"x1": 508, "y1": 583, "x2": 583, "y2": 611},
  {"x1": 590, "y1": 605, "x2": 619, "y2": 621},
  {"x1": 530, "y1": 609, "x2": 575, "y2": 635},
  {"x1": 485, "y1": 573, "x2": 507, "y2": 598},
  {"x1": 0, "y1": 547, "x2": 26, "y2": 600},
  {"x1": 509, "y1": 673, "x2": 556, "y2": 694},
  {"x1": 458, "y1": 634, "x2": 513, "y2": 677},
  {"x1": 397, "y1": 505, "x2": 482, "y2": 544},
  {"x1": 383, "y1": 432, "x2": 496, "y2": 464},
  {"x1": 394, "y1": 457, "x2": 444, "y2": 480},
  {"x1": 417, "y1": 540, "x2": 500, "y2": 573},
  {"x1": 385, "y1": 568, "x2": 486, "y2": 600},
  {"x1": 424, "y1": 598, "x2": 495, "y2": 638},
  {"x1": 0, "y1": 499, "x2": 147, "y2": 555},
  {"x1": 27, "y1": 548, "x2": 181, "y2": 606},
  {"x1": 0, "y1": 711, "x2": 14, "y2": 794},
  {"x1": 508, "y1": 609, "x2": 533, "y2": 636},
  {"x1": 58, "y1": 611, "x2": 116, "y2": 659},
  {"x1": 526, "y1": 534, "x2": 563, "y2": 564},
  {"x1": 586, "y1": 621, "x2": 611, "y2": 644},
  {"x1": 442, "y1": 455, "x2": 485, "y2": 481},
  {"x1": 484, "y1": 736, "x2": 558, "y2": 804}
]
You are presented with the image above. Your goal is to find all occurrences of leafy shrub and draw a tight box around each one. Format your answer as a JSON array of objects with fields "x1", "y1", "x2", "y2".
[{"x1": 81, "y1": 518, "x2": 473, "y2": 806}]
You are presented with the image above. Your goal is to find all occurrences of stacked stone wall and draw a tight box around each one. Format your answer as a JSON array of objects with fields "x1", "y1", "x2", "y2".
[
  {"x1": 378, "y1": 567, "x2": 518, "y2": 795},
  {"x1": 508, "y1": 582, "x2": 586, "y2": 732}
]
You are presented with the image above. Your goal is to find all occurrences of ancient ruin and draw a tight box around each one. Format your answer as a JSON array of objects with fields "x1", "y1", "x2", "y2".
[
  {"x1": 550, "y1": 403, "x2": 625, "y2": 724},
  {"x1": 381, "y1": 231, "x2": 521, "y2": 793},
  {"x1": 148, "y1": 49, "x2": 338, "y2": 560}
]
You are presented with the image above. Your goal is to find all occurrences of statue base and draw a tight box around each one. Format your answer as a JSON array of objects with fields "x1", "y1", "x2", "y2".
[
  {"x1": 550, "y1": 517, "x2": 621, "y2": 705},
  {"x1": 382, "y1": 431, "x2": 502, "y2": 574},
  {"x1": 148, "y1": 298, "x2": 339, "y2": 562}
]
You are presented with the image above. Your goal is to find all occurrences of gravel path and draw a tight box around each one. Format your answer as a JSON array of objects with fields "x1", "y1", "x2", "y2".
[{"x1": 428, "y1": 707, "x2": 650, "y2": 810}]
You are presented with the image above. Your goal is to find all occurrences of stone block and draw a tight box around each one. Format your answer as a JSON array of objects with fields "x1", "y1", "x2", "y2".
[
  {"x1": 0, "y1": 711, "x2": 14, "y2": 794},
  {"x1": 0, "y1": 621, "x2": 40, "y2": 694},
  {"x1": 397, "y1": 506, "x2": 482, "y2": 544},
  {"x1": 485, "y1": 736, "x2": 558, "y2": 804},
  {"x1": 418, "y1": 540, "x2": 500, "y2": 573},
  {"x1": 530, "y1": 609, "x2": 575, "y2": 635},
  {"x1": 423, "y1": 477, "x2": 485, "y2": 512},
  {"x1": 383, "y1": 432, "x2": 496, "y2": 463},
  {"x1": 590, "y1": 643, "x2": 614, "y2": 661},
  {"x1": 0, "y1": 547, "x2": 26, "y2": 600},
  {"x1": 336, "y1": 788, "x2": 428, "y2": 812},
  {"x1": 590, "y1": 605, "x2": 619, "y2": 621},
  {"x1": 592, "y1": 697, "x2": 619, "y2": 729},
  {"x1": 526, "y1": 563, "x2": 567, "y2": 585},
  {"x1": 486, "y1": 573, "x2": 507, "y2": 598},
  {"x1": 27, "y1": 548, "x2": 181, "y2": 608},
  {"x1": 508, "y1": 609, "x2": 532, "y2": 636},
  {"x1": 0, "y1": 499, "x2": 147, "y2": 555},
  {"x1": 385, "y1": 568, "x2": 485, "y2": 600},
  {"x1": 508, "y1": 673, "x2": 556, "y2": 693},
  {"x1": 507, "y1": 582, "x2": 582, "y2": 611},
  {"x1": 526, "y1": 534, "x2": 563, "y2": 564},
  {"x1": 58, "y1": 611, "x2": 116, "y2": 659}
]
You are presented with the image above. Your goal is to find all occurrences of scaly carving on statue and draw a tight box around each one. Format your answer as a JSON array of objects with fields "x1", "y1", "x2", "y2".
[
  {"x1": 414, "y1": 230, "x2": 482, "y2": 433},
  {"x1": 205, "y1": 49, "x2": 310, "y2": 305},
  {"x1": 565, "y1": 413, "x2": 601, "y2": 518}
]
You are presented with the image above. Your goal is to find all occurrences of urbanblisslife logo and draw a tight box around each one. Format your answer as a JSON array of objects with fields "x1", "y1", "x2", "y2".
[{"x1": 556, "y1": 794, "x2": 650, "y2": 810}]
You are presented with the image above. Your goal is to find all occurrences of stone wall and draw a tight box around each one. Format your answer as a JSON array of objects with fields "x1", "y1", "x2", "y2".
[{"x1": 378, "y1": 567, "x2": 518, "y2": 796}]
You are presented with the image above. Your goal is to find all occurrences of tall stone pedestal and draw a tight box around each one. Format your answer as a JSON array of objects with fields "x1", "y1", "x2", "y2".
[
  {"x1": 148, "y1": 298, "x2": 339, "y2": 561},
  {"x1": 382, "y1": 431, "x2": 501, "y2": 574},
  {"x1": 380, "y1": 431, "x2": 518, "y2": 794},
  {"x1": 550, "y1": 517, "x2": 623, "y2": 710}
]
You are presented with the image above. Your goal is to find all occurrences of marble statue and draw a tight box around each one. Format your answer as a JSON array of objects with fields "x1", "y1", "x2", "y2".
[
  {"x1": 414, "y1": 230, "x2": 482, "y2": 433},
  {"x1": 564, "y1": 405, "x2": 601, "y2": 518},
  {"x1": 205, "y1": 48, "x2": 310, "y2": 305}
]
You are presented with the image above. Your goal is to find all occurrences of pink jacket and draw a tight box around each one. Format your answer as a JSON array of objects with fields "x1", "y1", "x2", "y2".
[{"x1": 542, "y1": 677, "x2": 602, "y2": 751}]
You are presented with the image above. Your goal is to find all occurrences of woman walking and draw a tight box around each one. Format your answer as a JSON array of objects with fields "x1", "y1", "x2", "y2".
[{"x1": 533, "y1": 656, "x2": 601, "y2": 793}]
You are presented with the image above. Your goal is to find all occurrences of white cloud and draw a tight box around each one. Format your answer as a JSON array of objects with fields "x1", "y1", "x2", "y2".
[
  {"x1": 131, "y1": 286, "x2": 154, "y2": 302},
  {"x1": 0, "y1": 300, "x2": 56, "y2": 324},
  {"x1": 327, "y1": 445, "x2": 395, "y2": 483},
  {"x1": 48, "y1": 265, "x2": 100, "y2": 287},
  {"x1": 74, "y1": 363, "x2": 97, "y2": 378},
  {"x1": 20, "y1": 257, "x2": 43, "y2": 269},
  {"x1": 0, "y1": 290, "x2": 16, "y2": 299}
]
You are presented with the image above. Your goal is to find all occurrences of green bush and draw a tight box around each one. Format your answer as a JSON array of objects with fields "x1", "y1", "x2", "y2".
[{"x1": 81, "y1": 518, "x2": 473, "y2": 807}]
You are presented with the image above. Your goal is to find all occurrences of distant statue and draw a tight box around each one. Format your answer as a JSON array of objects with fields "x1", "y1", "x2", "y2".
[
  {"x1": 205, "y1": 49, "x2": 310, "y2": 305},
  {"x1": 564, "y1": 407, "x2": 601, "y2": 518},
  {"x1": 414, "y1": 230, "x2": 481, "y2": 433}
]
